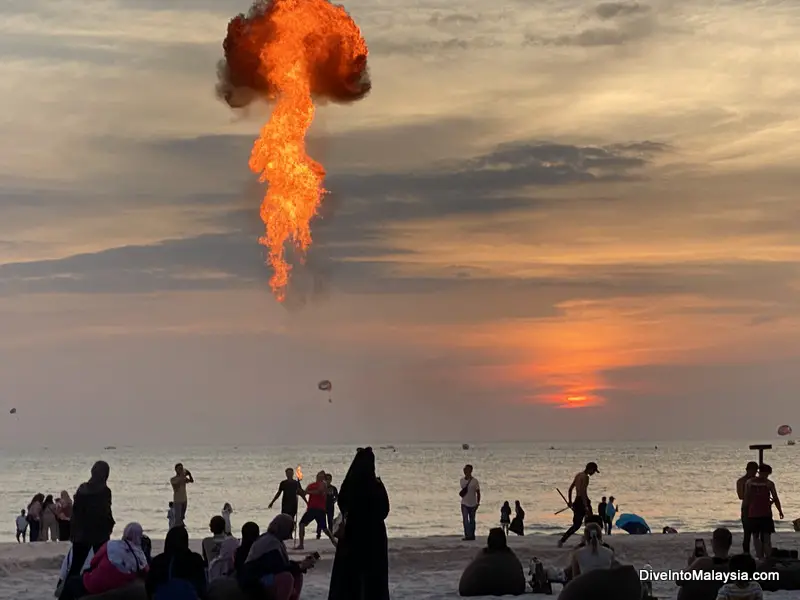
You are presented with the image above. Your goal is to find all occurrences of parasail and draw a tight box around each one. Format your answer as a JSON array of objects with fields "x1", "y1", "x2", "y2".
[
  {"x1": 9, "y1": 408, "x2": 16, "y2": 415},
  {"x1": 778, "y1": 424, "x2": 792, "y2": 436},
  {"x1": 318, "y1": 380, "x2": 333, "y2": 403}
]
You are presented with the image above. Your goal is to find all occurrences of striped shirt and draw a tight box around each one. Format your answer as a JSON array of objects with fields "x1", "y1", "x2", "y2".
[{"x1": 715, "y1": 581, "x2": 763, "y2": 600}]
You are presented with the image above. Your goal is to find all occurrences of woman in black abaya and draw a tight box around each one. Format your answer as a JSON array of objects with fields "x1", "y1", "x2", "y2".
[{"x1": 327, "y1": 446, "x2": 390, "y2": 600}]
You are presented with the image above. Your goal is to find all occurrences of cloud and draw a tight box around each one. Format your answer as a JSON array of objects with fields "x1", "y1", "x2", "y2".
[{"x1": 595, "y1": 2, "x2": 650, "y2": 20}]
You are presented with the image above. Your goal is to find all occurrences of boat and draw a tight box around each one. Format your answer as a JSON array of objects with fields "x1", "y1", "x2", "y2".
[
  {"x1": 104, "y1": 446, "x2": 117, "y2": 450},
  {"x1": 788, "y1": 440, "x2": 796, "y2": 446},
  {"x1": 462, "y1": 443, "x2": 470, "y2": 450}
]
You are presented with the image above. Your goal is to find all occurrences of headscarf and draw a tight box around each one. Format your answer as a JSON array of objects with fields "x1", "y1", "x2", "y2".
[
  {"x1": 337, "y1": 446, "x2": 377, "y2": 513},
  {"x1": 164, "y1": 525, "x2": 190, "y2": 555},
  {"x1": 246, "y1": 515, "x2": 292, "y2": 565},
  {"x1": 485, "y1": 527, "x2": 509, "y2": 553},
  {"x1": 123, "y1": 522, "x2": 144, "y2": 547},
  {"x1": 106, "y1": 522, "x2": 147, "y2": 574},
  {"x1": 207, "y1": 537, "x2": 239, "y2": 581},
  {"x1": 239, "y1": 522, "x2": 260, "y2": 556},
  {"x1": 90, "y1": 460, "x2": 110, "y2": 484},
  {"x1": 60, "y1": 491, "x2": 73, "y2": 506},
  {"x1": 267, "y1": 514, "x2": 294, "y2": 541}
]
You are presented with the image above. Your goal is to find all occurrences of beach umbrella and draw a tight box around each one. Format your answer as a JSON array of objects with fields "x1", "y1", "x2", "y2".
[
  {"x1": 777, "y1": 424, "x2": 792, "y2": 436},
  {"x1": 615, "y1": 513, "x2": 650, "y2": 535}
]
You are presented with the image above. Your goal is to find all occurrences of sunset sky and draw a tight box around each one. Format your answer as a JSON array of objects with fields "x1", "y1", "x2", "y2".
[{"x1": 1, "y1": 0, "x2": 799, "y2": 446}]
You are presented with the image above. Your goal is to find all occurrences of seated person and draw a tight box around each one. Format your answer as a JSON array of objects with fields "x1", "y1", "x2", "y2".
[
  {"x1": 677, "y1": 527, "x2": 732, "y2": 600},
  {"x1": 207, "y1": 537, "x2": 239, "y2": 582},
  {"x1": 571, "y1": 524, "x2": 614, "y2": 577},
  {"x1": 238, "y1": 514, "x2": 312, "y2": 600},
  {"x1": 234, "y1": 522, "x2": 260, "y2": 575},
  {"x1": 59, "y1": 523, "x2": 149, "y2": 600},
  {"x1": 663, "y1": 527, "x2": 678, "y2": 534},
  {"x1": 458, "y1": 528, "x2": 526, "y2": 597},
  {"x1": 202, "y1": 516, "x2": 228, "y2": 566},
  {"x1": 146, "y1": 526, "x2": 206, "y2": 600},
  {"x1": 716, "y1": 554, "x2": 762, "y2": 600},
  {"x1": 559, "y1": 564, "x2": 643, "y2": 600}
]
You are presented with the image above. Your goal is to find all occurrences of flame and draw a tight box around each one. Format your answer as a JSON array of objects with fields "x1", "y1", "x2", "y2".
[
  {"x1": 219, "y1": 0, "x2": 371, "y2": 300},
  {"x1": 295, "y1": 465, "x2": 303, "y2": 480}
]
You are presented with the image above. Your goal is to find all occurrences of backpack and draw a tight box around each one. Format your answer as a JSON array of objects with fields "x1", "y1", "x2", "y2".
[{"x1": 153, "y1": 558, "x2": 199, "y2": 600}]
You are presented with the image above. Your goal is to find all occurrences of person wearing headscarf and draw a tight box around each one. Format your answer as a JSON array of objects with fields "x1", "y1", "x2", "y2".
[
  {"x1": 40, "y1": 494, "x2": 59, "y2": 541},
  {"x1": 239, "y1": 514, "x2": 313, "y2": 600},
  {"x1": 59, "y1": 522, "x2": 148, "y2": 600},
  {"x1": 207, "y1": 536, "x2": 239, "y2": 582},
  {"x1": 234, "y1": 522, "x2": 260, "y2": 575},
  {"x1": 327, "y1": 446, "x2": 390, "y2": 600},
  {"x1": 146, "y1": 526, "x2": 206, "y2": 599},
  {"x1": 57, "y1": 491, "x2": 73, "y2": 541},
  {"x1": 27, "y1": 493, "x2": 44, "y2": 543},
  {"x1": 68, "y1": 461, "x2": 115, "y2": 578}
]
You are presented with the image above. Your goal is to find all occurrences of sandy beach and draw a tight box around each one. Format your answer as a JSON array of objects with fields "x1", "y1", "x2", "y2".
[{"x1": 2, "y1": 532, "x2": 797, "y2": 599}]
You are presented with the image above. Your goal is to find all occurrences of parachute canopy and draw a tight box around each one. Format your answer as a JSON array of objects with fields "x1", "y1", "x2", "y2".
[
  {"x1": 318, "y1": 380, "x2": 332, "y2": 392},
  {"x1": 9, "y1": 408, "x2": 16, "y2": 415},
  {"x1": 777, "y1": 424, "x2": 792, "y2": 436}
]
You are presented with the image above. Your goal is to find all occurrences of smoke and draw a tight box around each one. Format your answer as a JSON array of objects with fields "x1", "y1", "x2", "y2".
[{"x1": 216, "y1": 0, "x2": 372, "y2": 110}]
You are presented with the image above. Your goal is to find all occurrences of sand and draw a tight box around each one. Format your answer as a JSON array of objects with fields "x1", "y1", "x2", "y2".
[{"x1": 1, "y1": 532, "x2": 797, "y2": 599}]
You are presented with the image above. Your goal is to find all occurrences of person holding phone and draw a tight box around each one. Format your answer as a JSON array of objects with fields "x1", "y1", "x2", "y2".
[
  {"x1": 459, "y1": 465, "x2": 481, "y2": 541},
  {"x1": 683, "y1": 528, "x2": 732, "y2": 570}
]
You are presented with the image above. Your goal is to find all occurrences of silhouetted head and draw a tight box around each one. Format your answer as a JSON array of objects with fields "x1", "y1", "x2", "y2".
[
  {"x1": 729, "y1": 553, "x2": 756, "y2": 578},
  {"x1": 316, "y1": 471, "x2": 326, "y2": 483},
  {"x1": 601, "y1": 496, "x2": 607, "y2": 502},
  {"x1": 585, "y1": 462, "x2": 599, "y2": 476},
  {"x1": 90, "y1": 461, "x2": 110, "y2": 484},
  {"x1": 209, "y1": 516, "x2": 226, "y2": 535},
  {"x1": 609, "y1": 496, "x2": 615, "y2": 503},
  {"x1": 745, "y1": 461, "x2": 759, "y2": 476},
  {"x1": 174, "y1": 463, "x2": 184, "y2": 475},
  {"x1": 758, "y1": 463, "x2": 772, "y2": 478},
  {"x1": 267, "y1": 514, "x2": 294, "y2": 541},
  {"x1": 43, "y1": 494, "x2": 54, "y2": 506},
  {"x1": 325, "y1": 473, "x2": 333, "y2": 483},
  {"x1": 285, "y1": 468, "x2": 294, "y2": 479},
  {"x1": 241, "y1": 521, "x2": 260, "y2": 546},
  {"x1": 164, "y1": 526, "x2": 189, "y2": 554},
  {"x1": 486, "y1": 527, "x2": 508, "y2": 552},
  {"x1": 463, "y1": 464, "x2": 473, "y2": 477},
  {"x1": 502, "y1": 501, "x2": 510, "y2": 509},
  {"x1": 711, "y1": 527, "x2": 733, "y2": 556}
]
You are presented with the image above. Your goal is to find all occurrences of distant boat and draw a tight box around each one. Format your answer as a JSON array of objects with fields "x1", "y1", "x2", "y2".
[
  {"x1": 104, "y1": 446, "x2": 117, "y2": 450},
  {"x1": 462, "y1": 443, "x2": 470, "y2": 450},
  {"x1": 788, "y1": 440, "x2": 796, "y2": 446},
  {"x1": 380, "y1": 445, "x2": 396, "y2": 452}
]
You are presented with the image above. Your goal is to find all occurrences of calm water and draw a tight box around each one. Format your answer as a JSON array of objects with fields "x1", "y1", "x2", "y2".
[{"x1": 1, "y1": 441, "x2": 796, "y2": 543}]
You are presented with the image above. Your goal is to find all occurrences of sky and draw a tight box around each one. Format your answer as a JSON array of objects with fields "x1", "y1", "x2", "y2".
[{"x1": 1, "y1": 0, "x2": 799, "y2": 447}]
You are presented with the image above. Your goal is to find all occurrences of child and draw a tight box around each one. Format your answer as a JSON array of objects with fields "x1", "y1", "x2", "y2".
[
  {"x1": 500, "y1": 501, "x2": 512, "y2": 535},
  {"x1": 605, "y1": 496, "x2": 617, "y2": 535},
  {"x1": 167, "y1": 501, "x2": 176, "y2": 530},
  {"x1": 716, "y1": 553, "x2": 762, "y2": 600},
  {"x1": 222, "y1": 503, "x2": 233, "y2": 536},
  {"x1": 16, "y1": 509, "x2": 27, "y2": 543}
]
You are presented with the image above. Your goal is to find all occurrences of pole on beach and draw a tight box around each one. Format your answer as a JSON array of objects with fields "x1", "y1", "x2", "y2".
[
  {"x1": 554, "y1": 488, "x2": 570, "y2": 515},
  {"x1": 749, "y1": 443, "x2": 772, "y2": 464}
]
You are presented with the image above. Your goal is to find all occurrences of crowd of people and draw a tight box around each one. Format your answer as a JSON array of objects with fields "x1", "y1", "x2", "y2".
[
  {"x1": 17, "y1": 490, "x2": 74, "y2": 543},
  {"x1": 47, "y1": 447, "x2": 391, "y2": 600}
]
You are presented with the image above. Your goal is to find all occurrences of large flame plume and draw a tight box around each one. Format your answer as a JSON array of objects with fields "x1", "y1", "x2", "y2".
[{"x1": 217, "y1": 0, "x2": 370, "y2": 300}]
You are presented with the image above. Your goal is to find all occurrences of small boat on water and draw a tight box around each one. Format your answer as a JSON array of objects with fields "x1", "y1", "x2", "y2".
[
  {"x1": 462, "y1": 443, "x2": 470, "y2": 450},
  {"x1": 788, "y1": 440, "x2": 796, "y2": 446},
  {"x1": 104, "y1": 446, "x2": 117, "y2": 450},
  {"x1": 380, "y1": 445, "x2": 396, "y2": 452}
]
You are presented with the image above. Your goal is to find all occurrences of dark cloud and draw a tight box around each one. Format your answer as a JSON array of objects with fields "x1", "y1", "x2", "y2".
[
  {"x1": 428, "y1": 12, "x2": 481, "y2": 26},
  {"x1": 595, "y1": 2, "x2": 650, "y2": 20}
]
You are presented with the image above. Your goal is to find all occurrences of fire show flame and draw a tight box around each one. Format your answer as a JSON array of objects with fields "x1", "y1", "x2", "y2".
[
  {"x1": 295, "y1": 465, "x2": 303, "y2": 480},
  {"x1": 217, "y1": 0, "x2": 371, "y2": 300}
]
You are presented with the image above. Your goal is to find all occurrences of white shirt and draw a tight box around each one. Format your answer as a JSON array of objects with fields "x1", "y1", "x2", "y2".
[
  {"x1": 222, "y1": 509, "x2": 232, "y2": 535},
  {"x1": 16, "y1": 516, "x2": 27, "y2": 532},
  {"x1": 460, "y1": 477, "x2": 480, "y2": 507},
  {"x1": 575, "y1": 545, "x2": 614, "y2": 573}
]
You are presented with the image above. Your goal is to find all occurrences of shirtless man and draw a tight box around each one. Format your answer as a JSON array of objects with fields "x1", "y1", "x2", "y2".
[
  {"x1": 736, "y1": 461, "x2": 758, "y2": 554},
  {"x1": 558, "y1": 461, "x2": 599, "y2": 547}
]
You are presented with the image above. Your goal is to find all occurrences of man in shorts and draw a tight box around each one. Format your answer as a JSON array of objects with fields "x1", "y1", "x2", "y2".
[
  {"x1": 736, "y1": 461, "x2": 758, "y2": 554},
  {"x1": 558, "y1": 461, "x2": 599, "y2": 547},
  {"x1": 745, "y1": 463, "x2": 783, "y2": 559},
  {"x1": 297, "y1": 471, "x2": 336, "y2": 550},
  {"x1": 269, "y1": 467, "x2": 306, "y2": 528}
]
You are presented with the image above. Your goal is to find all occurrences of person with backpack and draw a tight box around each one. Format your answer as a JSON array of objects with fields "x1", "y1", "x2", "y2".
[{"x1": 146, "y1": 526, "x2": 206, "y2": 600}]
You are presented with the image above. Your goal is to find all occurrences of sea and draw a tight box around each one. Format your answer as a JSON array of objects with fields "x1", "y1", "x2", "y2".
[{"x1": 1, "y1": 440, "x2": 797, "y2": 543}]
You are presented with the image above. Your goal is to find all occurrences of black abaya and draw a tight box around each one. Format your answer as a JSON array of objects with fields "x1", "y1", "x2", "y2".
[{"x1": 327, "y1": 449, "x2": 390, "y2": 600}]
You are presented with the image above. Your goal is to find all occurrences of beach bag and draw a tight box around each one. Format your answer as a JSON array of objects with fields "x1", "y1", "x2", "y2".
[{"x1": 153, "y1": 559, "x2": 199, "y2": 600}]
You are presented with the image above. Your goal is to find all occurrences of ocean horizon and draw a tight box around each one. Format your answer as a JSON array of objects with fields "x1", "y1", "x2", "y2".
[{"x1": 2, "y1": 440, "x2": 796, "y2": 544}]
